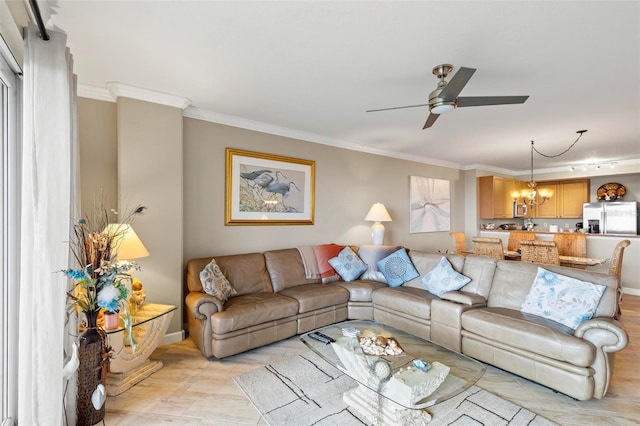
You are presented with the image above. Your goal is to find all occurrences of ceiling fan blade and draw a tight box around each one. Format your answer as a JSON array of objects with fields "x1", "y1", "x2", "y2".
[
  {"x1": 438, "y1": 67, "x2": 476, "y2": 101},
  {"x1": 457, "y1": 95, "x2": 529, "y2": 107},
  {"x1": 366, "y1": 103, "x2": 429, "y2": 113},
  {"x1": 423, "y1": 113, "x2": 439, "y2": 129}
]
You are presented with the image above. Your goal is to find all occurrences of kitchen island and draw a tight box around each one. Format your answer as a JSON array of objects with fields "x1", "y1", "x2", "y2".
[{"x1": 479, "y1": 230, "x2": 639, "y2": 297}]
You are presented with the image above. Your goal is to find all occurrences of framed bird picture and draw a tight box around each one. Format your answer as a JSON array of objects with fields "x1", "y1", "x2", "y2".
[{"x1": 225, "y1": 148, "x2": 315, "y2": 225}]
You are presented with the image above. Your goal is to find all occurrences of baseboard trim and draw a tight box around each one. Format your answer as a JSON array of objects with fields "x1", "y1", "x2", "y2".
[
  {"x1": 162, "y1": 330, "x2": 185, "y2": 346},
  {"x1": 622, "y1": 287, "x2": 640, "y2": 297}
]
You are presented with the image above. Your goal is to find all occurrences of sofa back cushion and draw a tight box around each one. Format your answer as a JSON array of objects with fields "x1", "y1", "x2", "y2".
[
  {"x1": 405, "y1": 251, "x2": 465, "y2": 289},
  {"x1": 459, "y1": 255, "x2": 497, "y2": 298},
  {"x1": 265, "y1": 248, "x2": 321, "y2": 292},
  {"x1": 488, "y1": 260, "x2": 618, "y2": 318},
  {"x1": 186, "y1": 253, "x2": 273, "y2": 296}
]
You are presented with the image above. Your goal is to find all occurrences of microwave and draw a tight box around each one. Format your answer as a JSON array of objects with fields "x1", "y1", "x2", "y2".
[{"x1": 513, "y1": 202, "x2": 528, "y2": 218}]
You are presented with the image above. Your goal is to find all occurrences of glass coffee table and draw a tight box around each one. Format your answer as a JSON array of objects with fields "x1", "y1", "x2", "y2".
[{"x1": 301, "y1": 320, "x2": 485, "y2": 424}]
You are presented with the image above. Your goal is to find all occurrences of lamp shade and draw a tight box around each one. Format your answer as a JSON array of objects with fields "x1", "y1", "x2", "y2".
[
  {"x1": 364, "y1": 203, "x2": 392, "y2": 222},
  {"x1": 103, "y1": 223, "x2": 149, "y2": 261}
]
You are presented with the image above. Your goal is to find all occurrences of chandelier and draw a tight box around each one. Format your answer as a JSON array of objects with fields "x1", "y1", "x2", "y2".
[
  {"x1": 520, "y1": 141, "x2": 552, "y2": 206},
  {"x1": 512, "y1": 130, "x2": 587, "y2": 207}
]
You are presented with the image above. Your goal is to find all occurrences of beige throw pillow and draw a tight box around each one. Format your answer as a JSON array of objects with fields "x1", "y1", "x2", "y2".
[{"x1": 200, "y1": 258, "x2": 238, "y2": 304}]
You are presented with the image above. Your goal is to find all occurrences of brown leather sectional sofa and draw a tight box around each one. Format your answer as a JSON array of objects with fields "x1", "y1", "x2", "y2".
[{"x1": 185, "y1": 246, "x2": 628, "y2": 400}]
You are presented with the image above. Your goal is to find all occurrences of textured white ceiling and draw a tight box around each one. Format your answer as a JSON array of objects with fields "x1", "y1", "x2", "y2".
[{"x1": 50, "y1": 1, "x2": 640, "y2": 173}]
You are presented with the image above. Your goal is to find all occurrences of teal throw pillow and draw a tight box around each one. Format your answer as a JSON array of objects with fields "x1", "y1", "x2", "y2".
[
  {"x1": 521, "y1": 267, "x2": 606, "y2": 330},
  {"x1": 421, "y1": 256, "x2": 471, "y2": 297},
  {"x1": 328, "y1": 246, "x2": 368, "y2": 282},
  {"x1": 377, "y1": 248, "x2": 419, "y2": 287}
]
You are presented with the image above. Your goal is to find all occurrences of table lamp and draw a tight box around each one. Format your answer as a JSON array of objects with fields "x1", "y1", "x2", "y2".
[
  {"x1": 104, "y1": 223, "x2": 150, "y2": 309},
  {"x1": 364, "y1": 203, "x2": 392, "y2": 245}
]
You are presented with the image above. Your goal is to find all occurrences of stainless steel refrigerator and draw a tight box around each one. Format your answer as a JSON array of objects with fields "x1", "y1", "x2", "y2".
[{"x1": 582, "y1": 202, "x2": 639, "y2": 235}]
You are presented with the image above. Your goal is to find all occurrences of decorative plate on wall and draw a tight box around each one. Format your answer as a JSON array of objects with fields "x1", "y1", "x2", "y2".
[{"x1": 596, "y1": 183, "x2": 626, "y2": 201}]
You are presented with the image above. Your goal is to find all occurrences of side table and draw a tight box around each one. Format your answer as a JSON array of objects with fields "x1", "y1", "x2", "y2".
[{"x1": 105, "y1": 303, "x2": 176, "y2": 396}]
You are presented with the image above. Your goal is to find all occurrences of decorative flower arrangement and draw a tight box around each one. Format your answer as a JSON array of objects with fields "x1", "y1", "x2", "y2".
[{"x1": 63, "y1": 201, "x2": 146, "y2": 349}]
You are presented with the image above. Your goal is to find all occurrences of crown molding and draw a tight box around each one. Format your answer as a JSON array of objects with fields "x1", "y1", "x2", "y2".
[
  {"x1": 77, "y1": 84, "x2": 113, "y2": 102},
  {"x1": 183, "y1": 106, "x2": 463, "y2": 169},
  {"x1": 107, "y1": 82, "x2": 191, "y2": 110},
  {"x1": 77, "y1": 82, "x2": 191, "y2": 110}
]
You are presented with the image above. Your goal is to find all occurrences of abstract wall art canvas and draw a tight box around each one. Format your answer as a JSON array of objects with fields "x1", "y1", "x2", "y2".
[{"x1": 409, "y1": 176, "x2": 451, "y2": 233}]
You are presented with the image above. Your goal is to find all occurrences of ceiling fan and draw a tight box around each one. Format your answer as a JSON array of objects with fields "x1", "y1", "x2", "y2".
[{"x1": 367, "y1": 64, "x2": 529, "y2": 129}]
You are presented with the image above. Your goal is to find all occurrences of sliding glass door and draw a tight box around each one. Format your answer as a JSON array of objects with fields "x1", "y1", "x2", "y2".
[{"x1": 1, "y1": 47, "x2": 20, "y2": 426}]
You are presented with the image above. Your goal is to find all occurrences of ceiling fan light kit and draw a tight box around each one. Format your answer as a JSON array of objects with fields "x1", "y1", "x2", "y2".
[{"x1": 367, "y1": 63, "x2": 529, "y2": 129}]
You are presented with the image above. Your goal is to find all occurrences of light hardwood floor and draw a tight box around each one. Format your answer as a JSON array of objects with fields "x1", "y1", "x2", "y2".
[{"x1": 105, "y1": 295, "x2": 640, "y2": 425}]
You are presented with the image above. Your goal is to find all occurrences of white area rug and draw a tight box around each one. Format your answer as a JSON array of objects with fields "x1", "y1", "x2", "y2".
[{"x1": 234, "y1": 352, "x2": 557, "y2": 426}]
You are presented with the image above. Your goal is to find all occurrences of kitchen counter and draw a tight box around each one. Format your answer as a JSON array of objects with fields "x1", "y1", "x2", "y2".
[
  {"x1": 478, "y1": 230, "x2": 639, "y2": 296},
  {"x1": 481, "y1": 229, "x2": 640, "y2": 238}
]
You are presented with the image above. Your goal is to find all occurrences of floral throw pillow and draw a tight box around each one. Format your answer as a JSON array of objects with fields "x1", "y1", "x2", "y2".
[
  {"x1": 521, "y1": 267, "x2": 606, "y2": 330},
  {"x1": 376, "y1": 248, "x2": 419, "y2": 287},
  {"x1": 200, "y1": 259, "x2": 237, "y2": 304},
  {"x1": 421, "y1": 256, "x2": 471, "y2": 297},
  {"x1": 328, "y1": 246, "x2": 369, "y2": 282}
]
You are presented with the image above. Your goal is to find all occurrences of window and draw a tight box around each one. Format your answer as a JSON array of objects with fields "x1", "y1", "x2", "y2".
[{"x1": 1, "y1": 46, "x2": 20, "y2": 426}]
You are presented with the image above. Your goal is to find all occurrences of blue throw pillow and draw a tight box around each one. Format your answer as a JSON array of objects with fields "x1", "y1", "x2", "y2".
[
  {"x1": 521, "y1": 267, "x2": 606, "y2": 330},
  {"x1": 376, "y1": 248, "x2": 419, "y2": 287},
  {"x1": 328, "y1": 247, "x2": 368, "y2": 282},
  {"x1": 421, "y1": 256, "x2": 471, "y2": 297}
]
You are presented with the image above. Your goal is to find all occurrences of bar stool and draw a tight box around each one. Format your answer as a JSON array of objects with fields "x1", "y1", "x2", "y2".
[
  {"x1": 472, "y1": 237, "x2": 505, "y2": 261},
  {"x1": 609, "y1": 239, "x2": 631, "y2": 319},
  {"x1": 450, "y1": 232, "x2": 470, "y2": 257},
  {"x1": 520, "y1": 240, "x2": 560, "y2": 265}
]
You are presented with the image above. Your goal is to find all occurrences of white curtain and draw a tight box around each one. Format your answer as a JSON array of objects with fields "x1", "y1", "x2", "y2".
[{"x1": 18, "y1": 24, "x2": 78, "y2": 425}]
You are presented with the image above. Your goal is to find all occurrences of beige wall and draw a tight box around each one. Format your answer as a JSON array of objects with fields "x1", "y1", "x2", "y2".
[
  {"x1": 183, "y1": 117, "x2": 466, "y2": 261},
  {"x1": 77, "y1": 98, "x2": 117, "y2": 214},
  {"x1": 117, "y1": 98, "x2": 184, "y2": 335}
]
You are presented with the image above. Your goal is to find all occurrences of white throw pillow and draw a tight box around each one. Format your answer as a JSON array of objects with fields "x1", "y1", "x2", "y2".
[
  {"x1": 200, "y1": 258, "x2": 238, "y2": 304},
  {"x1": 421, "y1": 256, "x2": 471, "y2": 297},
  {"x1": 521, "y1": 267, "x2": 606, "y2": 330}
]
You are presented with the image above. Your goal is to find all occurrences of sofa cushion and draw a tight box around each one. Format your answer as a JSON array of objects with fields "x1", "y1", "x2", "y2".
[
  {"x1": 312, "y1": 243, "x2": 344, "y2": 283},
  {"x1": 459, "y1": 255, "x2": 497, "y2": 299},
  {"x1": 521, "y1": 267, "x2": 606, "y2": 330},
  {"x1": 335, "y1": 280, "x2": 387, "y2": 302},
  {"x1": 488, "y1": 261, "x2": 618, "y2": 318},
  {"x1": 328, "y1": 246, "x2": 368, "y2": 281},
  {"x1": 187, "y1": 253, "x2": 273, "y2": 295},
  {"x1": 279, "y1": 284, "x2": 350, "y2": 313},
  {"x1": 377, "y1": 248, "x2": 419, "y2": 287},
  {"x1": 421, "y1": 256, "x2": 471, "y2": 297},
  {"x1": 211, "y1": 293, "x2": 299, "y2": 334},
  {"x1": 264, "y1": 248, "x2": 320, "y2": 292},
  {"x1": 200, "y1": 258, "x2": 238, "y2": 304},
  {"x1": 461, "y1": 307, "x2": 596, "y2": 367},
  {"x1": 357, "y1": 245, "x2": 401, "y2": 282},
  {"x1": 372, "y1": 287, "x2": 436, "y2": 320}
]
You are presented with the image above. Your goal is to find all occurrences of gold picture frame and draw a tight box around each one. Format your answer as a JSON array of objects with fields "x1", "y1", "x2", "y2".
[{"x1": 225, "y1": 148, "x2": 315, "y2": 225}]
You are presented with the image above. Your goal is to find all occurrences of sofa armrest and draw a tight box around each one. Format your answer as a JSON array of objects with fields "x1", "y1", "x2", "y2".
[
  {"x1": 573, "y1": 316, "x2": 628, "y2": 399},
  {"x1": 185, "y1": 291, "x2": 223, "y2": 320},
  {"x1": 430, "y1": 298, "x2": 487, "y2": 352},
  {"x1": 440, "y1": 291, "x2": 487, "y2": 306},
  {"x1": 574, "y1": 317, "x2": 628, "y2": 353}
]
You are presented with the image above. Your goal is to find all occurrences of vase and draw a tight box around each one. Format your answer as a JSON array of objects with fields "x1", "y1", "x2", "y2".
[
  {"x1": 77, "y1": 309, "x2": 107, "y2": 426},
  {"x1": 104, "y1": 311, "x2": 119, "y2": 330}
]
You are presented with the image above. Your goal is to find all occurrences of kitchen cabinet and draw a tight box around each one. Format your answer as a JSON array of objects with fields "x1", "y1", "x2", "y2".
[
  {"x1": 477, "y1": 176, "x2": 517, "y2": 219},
  {"x1": 531, "y1": 179, "x2": 589, "y2": 218}
]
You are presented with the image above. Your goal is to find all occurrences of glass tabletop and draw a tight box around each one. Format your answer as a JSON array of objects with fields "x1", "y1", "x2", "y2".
[
  {"x1": 105, "y1": 303, "x2": 176, "y2": 335},
  {"x1": 301, "y1": 320, "x2": 485, "y2": 409}
]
